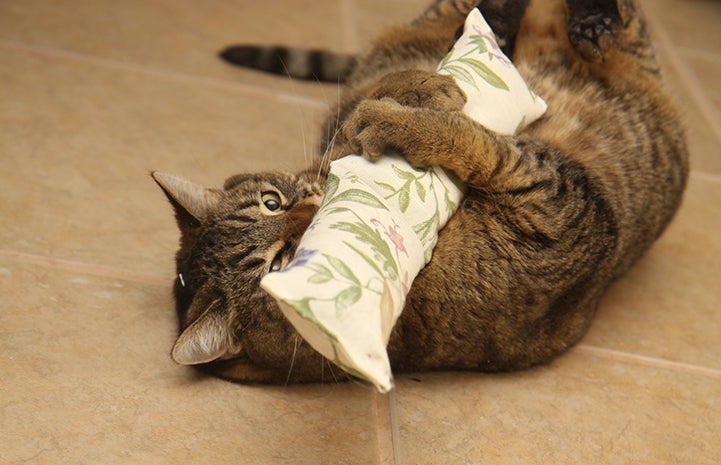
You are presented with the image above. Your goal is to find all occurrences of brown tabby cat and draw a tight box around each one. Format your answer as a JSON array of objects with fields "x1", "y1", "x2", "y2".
[{"x1": 153, "y1": 0, "x2": 688, "y2": 385}]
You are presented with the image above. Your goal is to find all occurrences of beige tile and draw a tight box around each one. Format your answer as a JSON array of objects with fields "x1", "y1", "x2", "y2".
[
  {"x1": 640, "y1": 0, "x2": 721, "y2": 55},
  {"x1": 0, "y1": 0, "x2": 346, "y2": 100},
  {"x1": 0, "y1": 47, "x2": 326, "y2": 277},
  {"x1": 0, "y1": 261, "x2": 381, "y2": 464},
  {"x1": 584, "y1": 175, "x2": 721, "y2": 370},
  {"x1": 394, "y1": 353, "x2": 721, "y2": 464},
  {"x1": 684, "y1": 52, "x2": 721, "y2": 116},
  {"x1": 354, "y1": 0, "x2": 422, "y2": 47},
  {"x1": 640, "y1": 0, "x2": 721, "y2": 175},
  {"x1": 654, "y1": 44, "x2": 721, "y2": 175}
]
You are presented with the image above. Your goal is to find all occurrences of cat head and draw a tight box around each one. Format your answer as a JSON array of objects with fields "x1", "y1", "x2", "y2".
[{"x1": 152, "y1": 171, "x2": 340, "y2": 383}]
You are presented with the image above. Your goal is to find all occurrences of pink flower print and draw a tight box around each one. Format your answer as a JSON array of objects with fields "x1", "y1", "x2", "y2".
[
  {"x1": 471, "y1": 26, "x2": 512, "y2": 67},
  {"x1": 401, "y1": 270, "x2": 410, "y2": 297},
  {"x1": 371, "y1": 218, "x2": 408, "y2": 258}
]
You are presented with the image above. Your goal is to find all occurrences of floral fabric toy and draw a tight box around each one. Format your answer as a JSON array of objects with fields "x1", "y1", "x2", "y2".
[{"x1": 261, "y1": 9, "x2": 547, "y2": 392}]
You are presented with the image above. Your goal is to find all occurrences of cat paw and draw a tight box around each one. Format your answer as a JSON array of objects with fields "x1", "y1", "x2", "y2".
[
  {"x1": 368, "y1": 70, "x2": 466, "y2": 112},
  {"x1": 343, "y1": 98, "x2": 406, "y2": 160},
  {"x1": 567, "y1": 6, "x2": 621, "y2": 62},
  {"x1": 474, "y1": 0, "x2": 530, "y2": 57}
]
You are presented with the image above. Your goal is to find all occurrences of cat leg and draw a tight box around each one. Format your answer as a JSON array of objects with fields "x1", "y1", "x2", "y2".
[
  {"x1": 565, "y1": 0, "x2": 660, "y2": 79},
  {"x1": 421, "y1": 0, "x2": 530, "y2": 57},
  {"x1": 475, "y1": 0, "x2": 530, "y2": 57},
  {"x1": 342, "y1": 98, "x2": 544, "y2": 191},
  {"x1": 366, "y1": 70, "x2": 467, "y2": 112},
  {"x1": 566, "y1": 0, "x2": 622, "y2": 62},
  {"x1": 317, "y1": 69, "x2": 467, "y2": 170}
]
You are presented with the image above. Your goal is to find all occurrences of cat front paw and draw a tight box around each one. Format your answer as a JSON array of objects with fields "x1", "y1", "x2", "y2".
[
  {"x1": 368, "y1": 70, "x2": 466, "y2": 112},
  {"x1": 343, "y1": 98, "x2": 406, "y2": 160},
  {"x1": 343, "y1": 97, "x2": 466, "y2": 170}
]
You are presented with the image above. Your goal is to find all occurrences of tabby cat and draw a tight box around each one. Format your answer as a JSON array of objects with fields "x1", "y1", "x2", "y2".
[{"x1": 153, "y1": 0, "x2": 688, "y2": 384}]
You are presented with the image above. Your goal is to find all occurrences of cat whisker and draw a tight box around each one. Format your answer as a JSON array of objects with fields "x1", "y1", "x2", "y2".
[
  {"x1": 318, "y1": 118, "x2": 344, "y2": 181},
  {"x1": 315, "y1": 80, "x2": 344, "y2": 183},
  {"x1": 320, "y1": 353, "x2": 325, "y2": 385},
  {"x1": 326, "y1": 359, "x2": 339, "y2": 384},
  {"x1": 284, "y1": 335, "x2": 301, "y2": 386},
  {"x1": 300, "y1": 114, "x2": 310, "y2": 175},
  {"x1": 275, "y1": 55, "x2": 315, "y2": 174},
  {"x1": 315, "y1": 71, "x2": 334, "y2": 178},
  {"x1": 348, "y1": 376, "x2": 370, "y2": 389}
]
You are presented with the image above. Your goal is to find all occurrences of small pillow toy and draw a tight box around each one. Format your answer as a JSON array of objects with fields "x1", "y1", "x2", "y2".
[{"x1": 261, "y1": 9, "x2": 547, "y2": 392}]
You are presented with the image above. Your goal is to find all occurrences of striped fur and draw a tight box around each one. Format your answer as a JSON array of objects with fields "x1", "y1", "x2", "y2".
[
  {"x1": 156, "y1": 0, "x2": 688, "y2": 384},
  {"x1": 219, "y1": 45, "x2": 357, "y2": 82}
]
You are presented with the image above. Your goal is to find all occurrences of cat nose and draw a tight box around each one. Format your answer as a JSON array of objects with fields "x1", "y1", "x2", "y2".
[{"x1": 286, "y1": 200, "x2": 318, "y2": 236}]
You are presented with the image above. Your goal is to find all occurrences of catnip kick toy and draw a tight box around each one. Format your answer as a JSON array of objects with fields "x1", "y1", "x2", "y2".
[{"x1": 261, "y1": 9, "x2": 547, "y2": 392}]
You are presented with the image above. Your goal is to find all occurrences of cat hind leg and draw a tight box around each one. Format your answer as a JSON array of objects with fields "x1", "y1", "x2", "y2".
[
  {"x1": 566, "y1": 0, "x2": 622, "y2": 62},
  {"x1": 565, "y1": 0, "x2": 661, "y2": 81},
  {"x1": 474, "y1": 0, "x2": 531, "y2": 57}
]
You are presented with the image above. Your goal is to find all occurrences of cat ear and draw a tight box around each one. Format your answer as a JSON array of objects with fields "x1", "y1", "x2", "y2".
[
  {"x1": 171, "y1": 302, "x2": 233, "y2": 365},
  {"x1": 151, "y1": 171, "x2": 221, "y2": 224}
]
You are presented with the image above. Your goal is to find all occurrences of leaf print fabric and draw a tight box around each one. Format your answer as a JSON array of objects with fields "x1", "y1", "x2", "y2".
[
  {"x1": 260, "y1": 8, "x2": 548, "y2": 392},
  {"x1": 437, "y1": 8, "x2": 547, "y2": 135},
  {"x1": 262, "y1": 154, "x2": 458, "y2": 391}
]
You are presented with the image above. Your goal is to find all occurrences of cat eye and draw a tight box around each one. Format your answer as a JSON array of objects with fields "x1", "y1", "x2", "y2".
[
  {"x1": 261, "y1": 191, "x2": 283, "y2": 213},
  {"x1": 269, "y1": 252, "x2": 284, "y2": 272}
]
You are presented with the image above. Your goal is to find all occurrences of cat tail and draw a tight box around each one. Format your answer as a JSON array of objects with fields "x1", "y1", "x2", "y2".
[{"x1": 219, "y1": 45, "x2": 357, "y2": 83}]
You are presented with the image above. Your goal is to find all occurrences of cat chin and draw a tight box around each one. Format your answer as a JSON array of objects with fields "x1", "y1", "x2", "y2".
[
  {"x1": 194, "y1": 351, "x2": 352, "y2": 385},
  {"x1": 198, "y1": 354, "x2": 281, "y2": 384}
]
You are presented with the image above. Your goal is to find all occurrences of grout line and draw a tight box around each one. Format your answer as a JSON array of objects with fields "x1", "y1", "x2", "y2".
[
  {"x1": 641, "y1": 8, "x2": 721, "y2": 149},
  {"x1": 0, "y1": 250, "x2": 173, "y2": 287},
  {"x1": 574, "y1": 344, "x2": 721, "y2": 380},
  {"x1": 374, "y1": 390, "x2": 400, "y2": 465},
  {"x1": 0, "y1": 40, "x2": 328, "y2": 111},
  {"x1": 388, "y1": 388, "x2": 402, "y2": 465}
]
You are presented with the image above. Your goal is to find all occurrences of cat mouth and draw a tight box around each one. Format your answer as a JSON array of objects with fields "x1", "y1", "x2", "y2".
[
  {"x1": 269, "y1": 198, "x2": 321, "y2": 272},
  {"x1": 202, "y1": 350, "x2": 279, "y2": 383},
  {"x1": 285, "y1": 198, "x2": 320, "y2": 237}
]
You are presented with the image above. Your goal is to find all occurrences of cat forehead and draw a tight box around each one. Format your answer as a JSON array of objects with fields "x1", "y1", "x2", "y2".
[{"x1": 223, "y1": 172, "x2": 301, "y2": 192}]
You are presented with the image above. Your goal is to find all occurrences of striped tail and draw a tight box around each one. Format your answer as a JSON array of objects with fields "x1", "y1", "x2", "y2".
[{"x1": 219, "y1": 45, "x2": 357, "y2": 83}]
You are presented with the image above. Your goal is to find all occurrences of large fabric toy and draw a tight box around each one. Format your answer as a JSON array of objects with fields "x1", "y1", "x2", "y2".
[{"x1": 261, "y1": 9, "x2": 547, "y2": 392}]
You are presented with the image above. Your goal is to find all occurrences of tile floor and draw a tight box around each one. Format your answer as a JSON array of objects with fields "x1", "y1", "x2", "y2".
[{"x1": 1, "y1": 0, "x2": 719, "y2": 464}]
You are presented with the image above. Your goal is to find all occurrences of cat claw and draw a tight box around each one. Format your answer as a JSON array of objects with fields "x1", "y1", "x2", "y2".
[
  {"x1": 368, "y1": 70, "x2": 466, "y2": 112},
  {"x1": 343, "y1": 99, "x2": 403, "y2": 160},
  {"x1": 568, "y1": 12, "x2": 621, "y2": 62}
]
